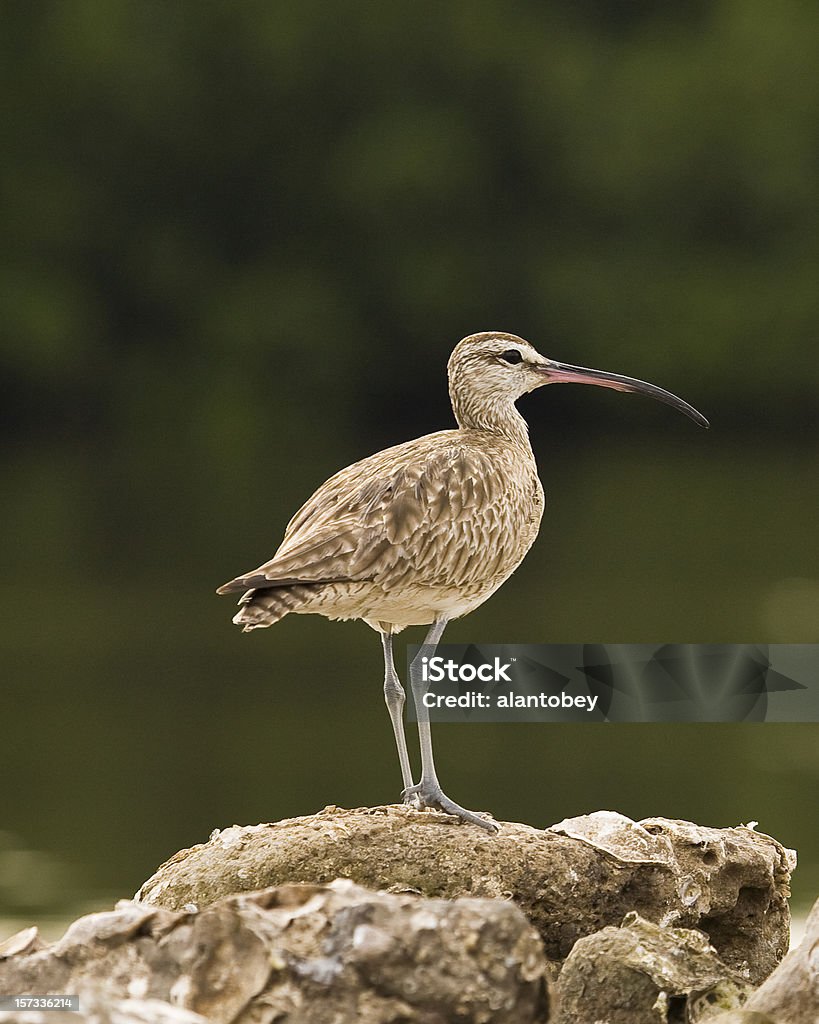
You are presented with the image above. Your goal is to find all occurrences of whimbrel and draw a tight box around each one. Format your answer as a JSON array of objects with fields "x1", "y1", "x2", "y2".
[{"x1": 218, "y1": 333, "x2": 708, "y2": 831}]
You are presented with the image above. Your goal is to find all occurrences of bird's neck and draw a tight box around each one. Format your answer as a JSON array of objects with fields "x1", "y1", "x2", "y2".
[{"x1": 451, "y1": 393, "x2": 533, "y2": 453}]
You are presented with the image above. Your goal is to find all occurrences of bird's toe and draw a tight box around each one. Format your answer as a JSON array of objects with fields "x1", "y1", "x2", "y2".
[{"x1": 401, "y1": 781, "x2": 498, "y2": 832}]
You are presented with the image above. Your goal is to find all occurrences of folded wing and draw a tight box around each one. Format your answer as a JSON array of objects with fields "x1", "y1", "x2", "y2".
[{"x1": 216, "y1": 438, "x2": 512, "y2": 595}]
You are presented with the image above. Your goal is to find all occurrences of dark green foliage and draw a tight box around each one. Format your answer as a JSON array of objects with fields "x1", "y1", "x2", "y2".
[{"x1": 2, "y1": 1, "x2": 817, "y2": 445}]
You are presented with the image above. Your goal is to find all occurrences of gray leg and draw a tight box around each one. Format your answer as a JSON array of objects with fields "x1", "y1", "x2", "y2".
[
  {"x1": 381, "y1": 631, "x2": 414, "y2": 793},
  {"x1": 402, "y1": 619, "x2": 498, "y2": 832}
]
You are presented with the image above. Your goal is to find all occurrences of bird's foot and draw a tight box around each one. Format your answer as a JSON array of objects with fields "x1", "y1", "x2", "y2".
[{"x1": 402, "y1": 780, "x2": 499, "y2": 833}]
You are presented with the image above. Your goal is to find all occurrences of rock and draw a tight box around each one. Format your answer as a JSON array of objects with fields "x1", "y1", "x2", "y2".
[
  {"x1": 711, "y1": 895, "x2": 819, "y2": 1024},
  {"x1": 700, "y1": 1011, "x2": 778, "y2": 1019},
  {"x1": 136, "y1": 806, "x2": 793, "y2": 984},
  {"x1": 551, "y1": 911, "x2": 752, "y2": 1024},
  {"x1": 701, "y1": 1014, "x2": 777, "y2": 1023},
  {"x1": 0, "y1": 926, "x2": 46, "y2": 959},
  {"x1": 0, "y1": 880, "x2": 548, "y2": 1024}
]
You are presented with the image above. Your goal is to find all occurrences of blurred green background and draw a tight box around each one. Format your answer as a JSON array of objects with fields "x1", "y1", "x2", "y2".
[{"x1": 1, "y1": 1, "x2": 817, "y2": 931}]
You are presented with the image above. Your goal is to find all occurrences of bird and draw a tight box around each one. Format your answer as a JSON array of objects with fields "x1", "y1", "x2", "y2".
[{"x1": 217, "y1": 332, "x2": 708, "y2": 831}]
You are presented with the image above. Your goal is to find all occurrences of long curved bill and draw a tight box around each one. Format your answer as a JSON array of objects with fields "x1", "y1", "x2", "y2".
[{"x1": 540, "y1": 360, "x2": 709, "y2": 428}]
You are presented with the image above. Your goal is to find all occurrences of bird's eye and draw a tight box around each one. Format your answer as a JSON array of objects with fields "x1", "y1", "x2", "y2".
[{"x1": 501, "y1": 350, "x2": 523, "y2": 365}]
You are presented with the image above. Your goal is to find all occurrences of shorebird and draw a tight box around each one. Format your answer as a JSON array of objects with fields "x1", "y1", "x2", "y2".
[{"x1": 218, "y1": 332, "x2": 708, "y2": 831}]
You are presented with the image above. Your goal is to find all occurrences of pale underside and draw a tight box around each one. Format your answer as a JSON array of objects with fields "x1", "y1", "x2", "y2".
[{"x1": 220, "y1": 428, "x2": 545, "y2": 632}]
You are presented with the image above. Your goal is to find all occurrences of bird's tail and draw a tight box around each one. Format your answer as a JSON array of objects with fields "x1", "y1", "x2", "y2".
[{"x1": 231, "y1": 585, "x2": 319, "y2": 632}]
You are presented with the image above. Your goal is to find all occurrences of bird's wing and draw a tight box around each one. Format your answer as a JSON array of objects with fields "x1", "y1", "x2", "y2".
[{"x1": 217, "y1": 438, "x2": 516, "y2": 594}]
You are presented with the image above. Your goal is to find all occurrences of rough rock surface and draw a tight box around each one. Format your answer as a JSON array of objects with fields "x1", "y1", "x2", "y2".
[
  {"x1": 136, "y1": 806, "x2": 793, "y2": 984},
  {"x1": 708, "y1": 895, "x2": 819, "y2": 1024},
  {"x1": 552, "y1": 911, "x2": 752, "y2": 1023},
  {"x1": 0, "y1": 880, "x2": 548, "y2": 1024}
]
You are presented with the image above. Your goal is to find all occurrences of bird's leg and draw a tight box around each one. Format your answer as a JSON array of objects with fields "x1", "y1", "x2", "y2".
[
  {"x1": 403, "y1": 619, "x2": 498, "y2": 832},
  {"x1": 381, "y1": 631, "x2": 415, "y2": 793}
]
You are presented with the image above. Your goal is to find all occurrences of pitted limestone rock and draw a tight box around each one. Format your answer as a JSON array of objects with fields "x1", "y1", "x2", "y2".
[
  {"x1": 709, "y1": 895, "x2": 818, "y2": 1024},
  {"x1": 135, "y1": 806, "x2": 793, "y2": 984},
  {"x1": 0, "y1": 880, "x2": 548, "y2": 1024},
  {"x1": 552, "y1": 911, "x2": 752, "y2": 1024}
]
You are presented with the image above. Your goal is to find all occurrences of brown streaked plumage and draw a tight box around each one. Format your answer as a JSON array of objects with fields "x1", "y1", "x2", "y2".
[{"x1": 218, "y1": 332, "x2": 708, "y2": 830}]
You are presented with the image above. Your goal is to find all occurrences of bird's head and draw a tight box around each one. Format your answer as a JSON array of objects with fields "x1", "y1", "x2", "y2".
[
  {"x1": 448, "y1": 332, "x2": 551, "y2": 405},
  {"x1": 448, "y1": 331, "x2": 709, "y2": 431}
]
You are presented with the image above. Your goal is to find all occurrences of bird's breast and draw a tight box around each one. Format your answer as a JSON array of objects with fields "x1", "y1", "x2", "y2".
[{"x1": 374, "y1": 455, "x2": 544, "y2": 597}]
